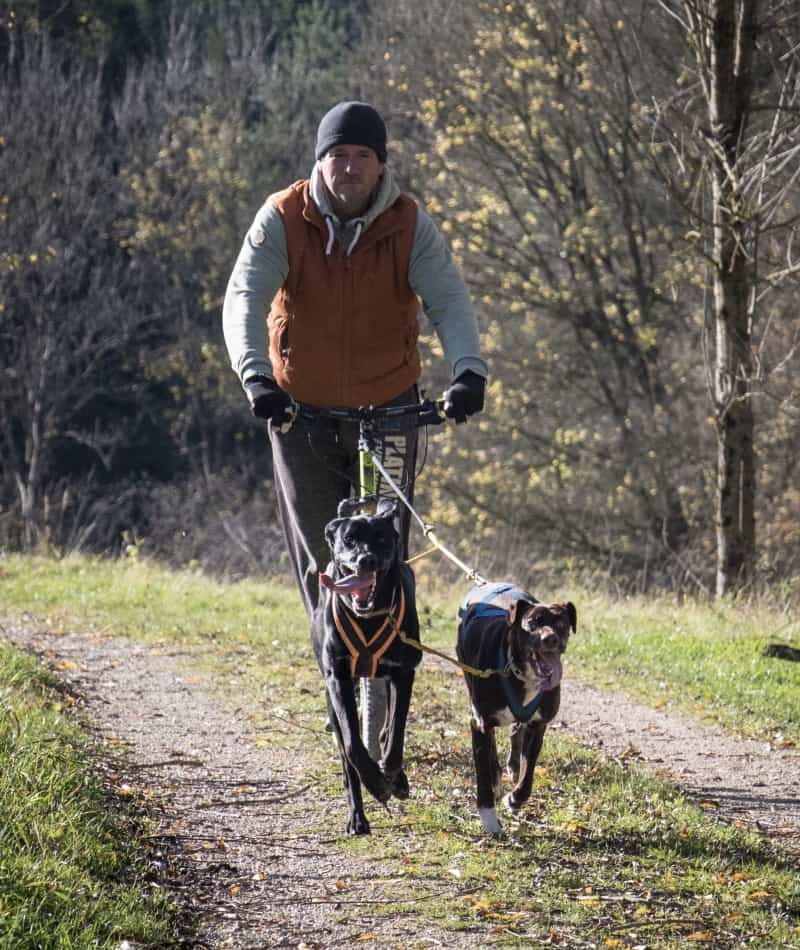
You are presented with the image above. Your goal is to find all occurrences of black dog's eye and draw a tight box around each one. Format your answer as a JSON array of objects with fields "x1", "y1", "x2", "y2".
[{"x1": 377, "y1": 528, "x2": 395, "y2": 548}]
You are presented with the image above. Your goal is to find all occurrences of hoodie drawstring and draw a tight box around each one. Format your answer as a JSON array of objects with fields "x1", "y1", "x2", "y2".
[
  {"x1": 323, "y1": 214, "x2": 365, "y2": 257},
  {"x1": 324, "y1": 216, "x2": 336, "y2": 256},
  {"x1": 346, "y1": 220, "x2": 364, "y2": 257}
]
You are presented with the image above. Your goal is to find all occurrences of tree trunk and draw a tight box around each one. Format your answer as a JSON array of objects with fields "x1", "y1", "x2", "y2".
[
  {"x1": 713, "y1": 274, "x2": 756, "y2": 596},
  {"x1": 705, "y1": 0, "x2": 757, "y2": 596}
]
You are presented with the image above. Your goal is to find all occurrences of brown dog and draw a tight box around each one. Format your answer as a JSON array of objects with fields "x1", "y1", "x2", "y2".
[{"x1": 456, "y1": 582, "x2": 576, "y2": 833}]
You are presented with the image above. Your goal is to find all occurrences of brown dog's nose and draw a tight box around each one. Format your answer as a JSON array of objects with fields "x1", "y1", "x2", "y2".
[{"x1": 540, "y1": 629, "x2": 559, "y2": 650}]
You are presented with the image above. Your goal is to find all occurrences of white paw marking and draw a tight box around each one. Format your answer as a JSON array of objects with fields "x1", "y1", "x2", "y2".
[
  {"x1": 479, "y1": 806, "x2": 503, "y2": 834},
  {"x1": 503, "y1": 792, "x2": 520, "y2": 812}
]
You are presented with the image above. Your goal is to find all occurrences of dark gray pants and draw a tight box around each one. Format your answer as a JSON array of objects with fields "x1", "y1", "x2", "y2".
[{"x1": 269, "y1": 388, "x2": 419, "y2": 617}]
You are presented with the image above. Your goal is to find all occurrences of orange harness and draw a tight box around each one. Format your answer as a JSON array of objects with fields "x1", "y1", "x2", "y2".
[{"x1": 332, "y1": 587, "x2": 406, "y2": 678}]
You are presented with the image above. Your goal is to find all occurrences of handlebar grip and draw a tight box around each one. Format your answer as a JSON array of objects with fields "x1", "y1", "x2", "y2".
[{"x1": 418, "y1": 398, "x2": 446, "y2": 426}]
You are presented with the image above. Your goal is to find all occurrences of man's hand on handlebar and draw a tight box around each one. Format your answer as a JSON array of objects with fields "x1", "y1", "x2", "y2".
[{"x1": 443, "y1": 370, "x2": 486, "y2": 424}]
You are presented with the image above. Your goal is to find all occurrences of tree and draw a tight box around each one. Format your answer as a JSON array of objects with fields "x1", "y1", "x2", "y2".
[
  {"x1": 367, "y1": 0, "x2": 706, "y2": 588},
  {"x1": 0, "y1": 2, "x2": 369, "y2": 569},
  {"x1": 0, "y1": 41, "x2": 166, "y2": 550},
  {"x1": 645, "y1": 0, "x2": 800, "y2": 595}
]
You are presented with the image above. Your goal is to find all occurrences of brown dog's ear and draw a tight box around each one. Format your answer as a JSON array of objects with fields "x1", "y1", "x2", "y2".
[
  {"x1": 507, "y1": 599, "x2": 528, "y2": 627},
  {"x1": 563, "y1": 601, "x2": 577, "y2": 632}
]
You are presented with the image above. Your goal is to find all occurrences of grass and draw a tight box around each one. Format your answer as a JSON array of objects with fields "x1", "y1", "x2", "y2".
[
  {"x1": 0, "y1": 638, "x2": 180, "y2": 949},
  {"x1": 2, "y1": 552, "x2": 800, "y2": 947},
  {"x1": 563, "y1": 591, "x2": 800, "y2": 746}
]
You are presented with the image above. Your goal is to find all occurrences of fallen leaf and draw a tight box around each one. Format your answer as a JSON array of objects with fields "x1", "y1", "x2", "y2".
[
  {"x1": 56, "y1": 660, "x2": 78, "y2": 670},
  {"x1": 685, "y1": 933, "x2": 715, "y2": 942}
]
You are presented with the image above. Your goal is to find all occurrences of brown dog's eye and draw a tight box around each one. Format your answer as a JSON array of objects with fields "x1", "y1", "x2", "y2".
[{"x1": 526, "y1": 613, "x2": 546, "y2": 629}]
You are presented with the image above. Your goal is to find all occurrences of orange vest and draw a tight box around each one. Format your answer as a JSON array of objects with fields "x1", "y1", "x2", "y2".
[{"x1": 267, "y1": 180, "x2": 421, "y2": 408}]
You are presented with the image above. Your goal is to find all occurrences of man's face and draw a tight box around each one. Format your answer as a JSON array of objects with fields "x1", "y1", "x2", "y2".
[{"x1": 320, "y1": 144, "x2": 384, "y2": 219}]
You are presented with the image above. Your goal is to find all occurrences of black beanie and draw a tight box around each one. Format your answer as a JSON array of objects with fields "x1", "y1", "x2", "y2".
[{"x1": 315, "y1": 101, "x2": 387, "y2": 163}]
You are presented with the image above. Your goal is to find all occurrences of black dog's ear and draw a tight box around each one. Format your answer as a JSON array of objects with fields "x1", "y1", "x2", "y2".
[
  {"x1": 562, "y1": 601, "x2": 577, "y2": 632},
  {"x1": 375, "y1": 497, "x2": 398, "y2": 520},
  {"x1": 337, "y1": 498, "x2": 363, "y2": 518},
  {"x1": 324, "y1": 518, "x2": 344, "y2": 550}
]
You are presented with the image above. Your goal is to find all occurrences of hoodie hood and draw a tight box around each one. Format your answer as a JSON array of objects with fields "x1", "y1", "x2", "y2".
[{"x1": 310, "y1": 163, "x2": 401, "y2": 256}]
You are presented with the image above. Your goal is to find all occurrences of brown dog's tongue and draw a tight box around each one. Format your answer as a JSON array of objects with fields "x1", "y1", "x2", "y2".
[
  {"x1": 536, "y1": 655, "x2": 563, "y2": 691},
  {"x1": 320, "y1": 572, "x2": 375, "y2": 596}
]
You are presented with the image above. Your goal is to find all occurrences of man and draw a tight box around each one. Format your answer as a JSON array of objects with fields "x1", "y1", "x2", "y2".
[
  {"x1": 223, "y1": 100, "x2": 486, "y2": 755},
  {"x1": 223, "y1": 100, "x2": 487, "y2": 619}
]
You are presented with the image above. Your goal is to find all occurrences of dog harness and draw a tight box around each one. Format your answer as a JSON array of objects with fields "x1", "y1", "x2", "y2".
[
  {"x1": 460, "y1": 582, "x2": 534, "y2": 621},
  {"x1": 332, "y1": 587, "x2": 407, "y2": 678},
  {"x1": 497, "y1": 637, "x2": 549, "y2": 722},
  {"x1": 460, "y1": 583, "x2": 553, "y2": 722}
]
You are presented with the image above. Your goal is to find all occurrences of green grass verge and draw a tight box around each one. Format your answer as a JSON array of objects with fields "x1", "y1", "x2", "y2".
[
  {"x1": 2, "y1": 553, "x2": 800, "y2": 947},
  {"x1": 0, "y1": 639, "x2": 181, "y2": 950},
  {"x1": 564, "y1": 592, "x2": 800, "y2": 746}
]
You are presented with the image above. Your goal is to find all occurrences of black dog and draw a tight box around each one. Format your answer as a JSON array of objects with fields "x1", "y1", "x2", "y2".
[
  {"x1": 456, "y1": 582, "x2": 576, "y2": 834},
  {"x1": 312, "y1": 499, "x2": 421, "y2": 835}
]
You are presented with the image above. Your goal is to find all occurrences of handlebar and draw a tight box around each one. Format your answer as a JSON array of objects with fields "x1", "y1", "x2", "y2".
[{"x1": 295, "y1": 395, "x2": 446, "y2": 429}]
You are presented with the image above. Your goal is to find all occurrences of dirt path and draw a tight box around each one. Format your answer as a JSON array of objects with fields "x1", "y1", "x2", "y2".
[
  {"x1": 558, "y1": 681, "x2": 800, "y2": 851},
  {"x1": 4, "y1": 619, "x2": 800, "y2": 948}
]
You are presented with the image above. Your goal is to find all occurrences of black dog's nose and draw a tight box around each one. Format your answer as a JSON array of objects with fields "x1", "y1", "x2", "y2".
[{"x1": 356, "y1": 553, "x2": 378, "y2": 573}]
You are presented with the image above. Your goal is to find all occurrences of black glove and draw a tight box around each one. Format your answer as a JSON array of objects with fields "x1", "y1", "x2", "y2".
[
  {"x1": 244, "y1": 375, "x2": 293, "y2": 425},
  {"x1": 443, "y1": 370, "x2": 486, "y2": 424}
]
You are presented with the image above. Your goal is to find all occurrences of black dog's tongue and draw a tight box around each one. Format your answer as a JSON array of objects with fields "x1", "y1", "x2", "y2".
[{"x1": 319, "y1": 572, "x2": 376, "y2": 597}]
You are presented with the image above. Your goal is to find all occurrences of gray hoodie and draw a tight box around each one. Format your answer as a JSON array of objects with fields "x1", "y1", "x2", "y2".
[{"x1": 222, "y1": 164, "x2": 488, "y2": 390}]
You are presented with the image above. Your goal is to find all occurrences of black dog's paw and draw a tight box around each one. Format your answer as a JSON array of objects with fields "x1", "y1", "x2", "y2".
[
  {"x1": 387, "y1": 769, "x2": 410, "y2": 800},
  {"x1": 347, "y1": 812, "x2": 371, "y2": 836},
  {"x1": 360, "y1": 761, "x2": 393, "y2": 803},
  {"x1": 369, "y1": 778, "x2": 392, "y2": 804}
]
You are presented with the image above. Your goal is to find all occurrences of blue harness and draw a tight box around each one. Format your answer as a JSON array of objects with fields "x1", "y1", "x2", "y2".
[{"x1": 461, "y1": 584, "x2": 550, "y2": 722}]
